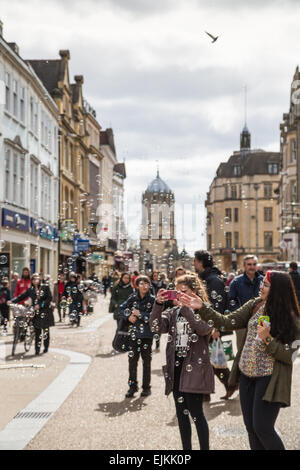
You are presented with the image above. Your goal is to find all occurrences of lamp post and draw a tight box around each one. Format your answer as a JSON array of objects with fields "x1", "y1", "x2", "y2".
[{"x1": 253, "y1": 183, "x2": 260, "y2": 259}]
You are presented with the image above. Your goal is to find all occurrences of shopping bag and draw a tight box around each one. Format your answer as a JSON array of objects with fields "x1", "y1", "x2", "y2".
[
  {"x1": 210, "y1": 338, "x2": 227, "y2": 368},
  {"x1": 112, "y1": 317, "x2": 131, "y2": 353},
  {"x1": 222, "y1": 339, "x2": 235, "y2": 361}
]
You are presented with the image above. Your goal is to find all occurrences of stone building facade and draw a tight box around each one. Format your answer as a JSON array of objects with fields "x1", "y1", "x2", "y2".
[
  {"x1": 206, "y1": 126, "x2": 281, "y2": 272},
  {"x1": 140, "y1": 171, "x2": 178, "y2": 275},
  {"x1": 279, "y1": 66, "x2": 300, "y2": 261}
]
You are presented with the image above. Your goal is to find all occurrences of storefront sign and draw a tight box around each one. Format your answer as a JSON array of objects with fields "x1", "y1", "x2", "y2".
[
  {"x1": 74, "y1": 236, "x2": 90, "y2": 253},
  {"x1": 30, "y1": 218, "x2": 58, "y2": 240},
  {"x1": 2, "y1": 209, "x2": 29, "y2": 232}
]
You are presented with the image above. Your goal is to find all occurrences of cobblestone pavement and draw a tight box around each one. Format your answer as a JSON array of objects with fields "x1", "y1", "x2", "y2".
[{"x1": 1, "y1": 295, "x2": 300, "y2": 450}]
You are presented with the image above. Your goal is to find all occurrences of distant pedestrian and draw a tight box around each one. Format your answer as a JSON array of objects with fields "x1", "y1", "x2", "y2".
[
  {"x1": 0, "y1": 278, "x2": 11, "y2": 334},
  {"x1": 64, "y1": 273, "x2": 83, "y2": 327},
  {"x1": 179, "y1": 270, "x2": 300, "y2": 450},
  {"x1": 102, "y1": 275, "x2": 111, "y2": 297},
  {"x1": 119, "y1": 275, "x2": 155, "y2": 398},
  {"x1": 14, "y1": 268, "x2": 31, "y2": 304},
  {"x1": 10, "y1": 273, "x2": 54, "y2": 355},
  {"x1": 228, "y1": 255, "x2": 263, "y2": 350},
  {"x1": 226, "y1": 272, "x2": 235, "y2": 287},
  {"x1": 109, "y1": 272, "x2": 133, "y2": 324},
  {"x1": 53, "y1": 273, "x2": 67, "y2": 322},
  {"x1": 289, "y1": 262, "x2": 300, "y2": 304},
  {"x1": 150, "y1": 273, "x2": 214, "y2": 450},
  {"x1": 10, "y1": 272, "x2": 19, "y2": 297},
  {"x1": 131, "y1": 271, "x2": 139, "y2": 289}
]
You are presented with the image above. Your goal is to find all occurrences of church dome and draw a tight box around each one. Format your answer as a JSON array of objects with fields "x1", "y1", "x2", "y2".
[{"x1": 146, "y1": 171, "x2": 172, "y2": 194}]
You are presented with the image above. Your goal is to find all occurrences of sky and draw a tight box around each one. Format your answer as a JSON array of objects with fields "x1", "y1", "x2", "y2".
[{"x1": 1, "y1": 0, "x2": 300, "y2": 255}]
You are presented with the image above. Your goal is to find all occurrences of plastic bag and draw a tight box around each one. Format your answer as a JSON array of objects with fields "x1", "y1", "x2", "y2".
[
  {"x1": 222, "y1": 339, "x2": 235, "y2": 361},
  {"x1": 210, "y1": 338, "x2": 228, "y2": 368}
]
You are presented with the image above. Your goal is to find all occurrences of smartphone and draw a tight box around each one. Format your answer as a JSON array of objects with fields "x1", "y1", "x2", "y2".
[
  {"x1": 165, "y1": 290, "x2": 178, "y2": 300},
  {"x1": 258, "y1": 315, "x2": 270, "y2": 326}
]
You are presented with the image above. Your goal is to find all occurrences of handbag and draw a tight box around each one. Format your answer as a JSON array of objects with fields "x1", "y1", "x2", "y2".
[
  {"x1": 112, "y1": 317, "x2": 131, "y2": 353},
  {"x1": 210, "y1": 338, "x2": 228, "y2": 368},
  {"x1": 222, "y1": 339, "x2": 235, "y2": 361}
]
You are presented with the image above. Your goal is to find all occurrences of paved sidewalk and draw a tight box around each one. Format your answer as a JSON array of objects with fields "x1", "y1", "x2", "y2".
[{"x1": 21, "y1": 299, "x2": 300, "y2": 450}]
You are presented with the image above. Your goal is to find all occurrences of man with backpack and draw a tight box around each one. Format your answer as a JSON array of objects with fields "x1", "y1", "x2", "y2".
[{"x1": 194, "y1": 250, "x2": 237, "y2": 400}]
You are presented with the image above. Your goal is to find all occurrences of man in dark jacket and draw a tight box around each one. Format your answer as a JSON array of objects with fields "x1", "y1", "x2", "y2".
[
  {"x1": 119, "y1": 275, "x2": 155, "y2": 398},
  {"x1": 228, "y1": 254, "x2": 263, "y2": 349},
  {"x1": 194, "y1": 250, "x2": 236, "y2": 400},
  {"x1": 0, "y1": 278, "x2": 11, "y2": 334},
  {"x1": 289, "y1": 262, "x2": 300, "y2": 304}
]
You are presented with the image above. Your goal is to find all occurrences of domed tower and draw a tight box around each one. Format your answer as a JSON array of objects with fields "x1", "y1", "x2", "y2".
[{"x1": 140, "y1": 171, "x2": 178, "y2": 274}]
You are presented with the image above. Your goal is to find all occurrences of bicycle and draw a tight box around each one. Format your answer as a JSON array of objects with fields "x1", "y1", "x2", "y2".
[{"x1": 10, "y1": 304, "x2": 35, "y2": 356}]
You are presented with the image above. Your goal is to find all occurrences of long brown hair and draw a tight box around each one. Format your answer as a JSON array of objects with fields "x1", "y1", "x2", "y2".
[
  {"x1": 265, "y1": 271, "x2": 300, "y2": 344},
  {"x1": 175, "y1": 274, "x2": 209, "y2": 303}
]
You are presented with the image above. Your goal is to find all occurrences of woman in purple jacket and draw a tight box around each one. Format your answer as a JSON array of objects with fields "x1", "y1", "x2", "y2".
[{"x1": 150, "y1": 273, "x2": 214, "y2": 450}]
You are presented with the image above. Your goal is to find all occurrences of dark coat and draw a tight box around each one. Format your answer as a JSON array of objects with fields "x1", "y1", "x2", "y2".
[
  {"x1": 200, "y1": 267, "x2": 227, "y2": 314},
  {"x1": 198, "y1": 298, "x2": 300, "y2": 407},
  {"x1": 0, "y1": 287, "x2": 11, "y2": 315},
  {"x1": 150, "y1": 302, "x2": 214, "y2": 395},
  {"x1": 12, "y1": 284, "x2": 54, "y2": 329},
  {"x1": 64, "y1": 281, "x2": 83, "y2": 309},
  {"x1": 290, "y1": 271, "x2": 300, "y2": 303},
  {"x1": 228, "y1": 272, "x2": 263, "y2": 311},
  {"x1": 109, "y1": 282, "x2": 134, "y2": 320},
  {"x1": 119, "y1": 290, "x2": 155, "y2": 339},
  {"x1": 151, "y1": 280, "x2": 167, "y2": 297}
]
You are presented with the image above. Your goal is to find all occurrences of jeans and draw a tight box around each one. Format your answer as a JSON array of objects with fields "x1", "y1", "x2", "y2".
[
  {"x1": 128, "y1": 338, "x2": 153, "y2": 390},
  {"x1": 173, "y1": 358, "x2": 209, "y2": 450},
  {"x1": 239, "y1": 372, "x2": 285, "y2": 450}
]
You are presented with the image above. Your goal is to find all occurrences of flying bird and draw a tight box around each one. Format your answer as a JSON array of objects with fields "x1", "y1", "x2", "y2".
[{"x1": 205, "y1": 31, "x2": 219, "y2": 43}]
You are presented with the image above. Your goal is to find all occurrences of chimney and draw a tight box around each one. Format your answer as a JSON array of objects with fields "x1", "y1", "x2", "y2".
[
  {"x1": 59, "y1": 49, "x2": 70, "y2": 60},
  {"x1": 0, "y1": 19, "x2": 3, "y2": 37},
  {"x1": 8, "y1": 42, "x2": 20, "y2": 55}
]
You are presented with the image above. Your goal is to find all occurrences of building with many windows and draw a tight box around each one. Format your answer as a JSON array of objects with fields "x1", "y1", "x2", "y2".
[
  {"x1": 28, "y1": 51, "x2": 91, "y2": 271},
  {"x1": 278, "y1": 66, "x2": 300, "y2": 261},
  {"x1": 0, "y1": 21, "x2": 59, "y2": 280},
  {"x1": 205, "y1": 125, "x2": 281, "y2": 272}
]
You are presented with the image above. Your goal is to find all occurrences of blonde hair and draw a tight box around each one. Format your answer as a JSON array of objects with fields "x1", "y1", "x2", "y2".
[{"x1": 175, "y1": 274, "x2": 209, "y2": 303}]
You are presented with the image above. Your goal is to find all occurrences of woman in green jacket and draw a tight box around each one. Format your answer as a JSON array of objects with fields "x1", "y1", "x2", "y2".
[
  {"x1": 178, "y1": 270, "x2": 300, "y2": 450},
  {"x1": 109, "y1": 272, "x2": 134, "y2": 324}
]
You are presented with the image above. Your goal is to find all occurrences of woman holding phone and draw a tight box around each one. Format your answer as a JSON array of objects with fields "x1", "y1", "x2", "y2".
[
  {"x1": 178, "y1": 270, "x2": 300, "y2": 450},
  {"x1": 150, "y1": 273, "x2": 214, "y2": 450}
]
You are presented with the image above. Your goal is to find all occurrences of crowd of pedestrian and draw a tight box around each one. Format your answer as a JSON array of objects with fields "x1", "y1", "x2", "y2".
[{"x1": 1, "y1": 253, "x2": 300, "y2": 451}]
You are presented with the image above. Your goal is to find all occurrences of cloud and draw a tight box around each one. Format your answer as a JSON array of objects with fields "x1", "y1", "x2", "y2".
[{"x1": 0, "y1": 0, "x2": 297, "y2": 256}]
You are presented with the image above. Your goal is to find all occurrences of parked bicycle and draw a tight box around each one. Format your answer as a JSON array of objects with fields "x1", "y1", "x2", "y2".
[{"x1": 10, "y1": 304, "x2": 35, "y2": 356}]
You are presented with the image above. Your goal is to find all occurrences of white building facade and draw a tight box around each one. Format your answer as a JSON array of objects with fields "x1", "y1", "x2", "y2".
[{"x1": 0, "y1": 23, "x2": 59, "y2": 281}]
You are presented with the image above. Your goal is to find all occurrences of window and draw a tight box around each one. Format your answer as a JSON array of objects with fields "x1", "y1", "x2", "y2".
[
  {"x1": 264, "y1": 232, "x2": 273, "y2": 250},
  {"x1": 34, "y1": 102, "x2": 38, "y2": 134},
  {"x1": 233, "y1": 165, "x2": 241, "y2": 176},
  {"x1": 30, "y1": 97, "x2": 34, "y2": 130},
  {"x1": 41, "y1": 170, "x2": 51, "y2": 221},
  {"x1": 5, "y1": 72, "x2": 11, "y2": 112},
  {"x1": 20, "y1": 87, "x2": 25, "y2": 123},
  {"x1": 224, "y1": 184, "x2": 229, "y2": 199},
  {"x1": 13, "y1": 79, "x2": 18, "y2": 117},
  {"x1": 234, "y1": 208, "x2": 239, "y2": 222},
  {"x1": 64, "y1": 138, "x2": 68, "y2": 169},
  {"x1": 264, "y1": 207, "x2": 273, "y2": 222},
  {"x1": 234, "y1": 232, "x2": 239, "y2": 248},
  {"x1": 264, "y1": 183, "x2": 272, "y2": 198},
  {"x1": 225, "y1": 208, "x2": 232, "y2": 222},
  {"x1": 231, "y1": 185, "x2": 237, "y2": 199},
  {"x1": 225, "y1": 232, "x2": 232, "y2": 249},
  {"x1": 4, "y1": 146, "x2": 26, "y2": 206},
  {"x1": 291, "y1": 140, "x2": 297, "y2": 163},
  {"x1": 30, "y1": 160, "x2": 39, "y2": 214},
  {"x1": 291, "y1": 181, "x2": 297, "y2": 202},
  {"x1": 4, "y1": 148, "x2": 11, "y2": 200},
  {"x1": 268, "y1": 163, "x2": 278, "y2": 174},
  {"x1": 69, "y1": 190, "x2": 74, "y2": 219}
]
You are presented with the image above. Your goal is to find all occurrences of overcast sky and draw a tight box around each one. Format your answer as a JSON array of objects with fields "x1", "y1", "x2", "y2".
[{"x1": 1, "y1": 0, "x2": 300, "y2": 255}]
